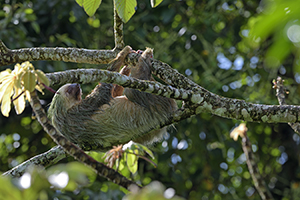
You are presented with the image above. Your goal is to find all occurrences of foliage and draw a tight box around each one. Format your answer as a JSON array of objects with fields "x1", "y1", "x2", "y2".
[
  {"x1": 75, "y1": 0, "x2": 163, "y2": 23},
  {"x1": 1, "y1": 0, "x2": 300, "y2": 199},
  {"x1": 0, "y1": 165, "x2": 182, "y2": 200},
  {"x1": 0, "y1": 61, "x2": 49, "y2": 116},
  {"x1": 0, "y1": 162, "x2": 124, "y2": 200},
  {"x1": 125, "y1": 181, "x2": 184, "y2": 200},
  {"x1": 76, "y1": 0, "x2": 102, "y2": 17},
  {"x1": 243, "y1": 0, "x2": 300, "y2": 70},
  {"x1": 102, "y1": 141, "x2": 155, "y2": 174}
]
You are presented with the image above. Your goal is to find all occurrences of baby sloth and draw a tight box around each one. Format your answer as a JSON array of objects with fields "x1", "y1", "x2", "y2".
[{"x1": 48, "y1": 47, "x2": 177, "y2": 151}]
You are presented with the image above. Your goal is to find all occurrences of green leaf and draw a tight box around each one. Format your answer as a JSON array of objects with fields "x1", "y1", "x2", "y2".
[
  {"x1": 13, "y1": 79, "x2": 25, "y2": 115},
  {"x1": 140, "y1": 144, "x2": 155, "y2": 159},
  {"x1": 22, "y1": 70, "x2": 36, "y2": 92},
  {"x1": 264, "y1": 36, "x2": 292, "y2": 68},
  {"x1": 247, "y1": 1, "x2": 300, "y2": 47},
  {"x1": 118, "y1": 158, "x2": 125, "y2": 171},
  {"x1": 0, "y1": 75, "x2": 14, "y2": 103},
  {"x1": 115, "y1": 0, "x2": 137, "y2": 23},
  {"x1": 1, "y1": 81, "x2": 14, "y2": 117},
  {"x1": 150, "y1": 0, "x2": 163, "y2": 8},
  {"x1": 0, "y1": 69, "x2": 12, "y2": 82},
  {"x1": 75, "y1": 0, "x2": 84, "y2": 7},
  {"x1": 35, "y1": 69, "x2": 50, "y2": 86},
  {"x1": 0, "y1": 176, "x2": 22, "y2": 200},
  {"x1": 126, "y1": 152, "x2": 138, "y2": 174},
  {"x1": 31, "y1": 21, "x2": 41, "y2": 34},
  {"x1": 31, "y1": 22, "x2": 40, "y2": 34},
  {"x1": 83, "y1": 0, "x2": 102, "y2": 17}
]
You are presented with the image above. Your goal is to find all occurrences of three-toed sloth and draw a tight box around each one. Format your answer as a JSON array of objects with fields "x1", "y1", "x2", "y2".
[{"x1": 48, "y1": 46, "x2": 177, "y2": 151}]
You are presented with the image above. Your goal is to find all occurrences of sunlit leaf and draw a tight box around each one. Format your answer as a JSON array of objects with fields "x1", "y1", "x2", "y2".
[
  {"x1": 22, "y1": 70, "x2": 36, "y2": 92},
  {"x1": 75, "y1": 0, "x2": 84, "y2": 7},
  {"x1": 118, "y1": 159, "x2": 125, "y2": 171},
  {"x1": 35, "y1": 69, "x2": 50, "y2": 86},
  {"x1": 21, "y1": 61, "x2": 34, "y2": 70},
  {"x1": 1, "y1": 83, "x2": 14, "y2": 117},
  {"x1": 35, "y1": 85, "x2": 44, "y2": 95},
  {"x1": 115, "y1": 0, "x2": 136, "y2": 23},
  {"x1": 12, "y1": 63, "x2": 24, "y2": 75},
  {"x1": 83, "y1": 0, "x2": 102, "y2": 17},
  {"x1": 13, "y1": 79, "x2": 25, "y2": 115},
  {"x1": 13, "y1": 93, "x2": 25, "y2": 115},
  {"x1": 0, "y1": 69, "x2": 12, "y2": 82},
  {"x1": 125, "y1": 152, "x2": 138, "y2": 174},
  {"x1": 139, "y1": 144, "x2": 155, "y2": 159},
  {"x1": 25, "y1": 90, "x2": 31, "y2": 102},
  {"x1": 150, "y1": 0, "x2": 163, "y2": 8},
  {"x1": 0, "y1": 61, "x2": 48, "y2": 116},
  {"x1": 0, "y1": 78, "x2": 14, "y2": 103}
]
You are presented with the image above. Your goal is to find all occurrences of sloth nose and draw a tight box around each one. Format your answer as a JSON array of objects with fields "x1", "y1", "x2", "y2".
[{"x1": 66, "y1": 83, "x2": 80, "y2": 95}]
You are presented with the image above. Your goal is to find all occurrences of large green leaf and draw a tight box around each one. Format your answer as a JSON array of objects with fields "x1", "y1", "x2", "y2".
[
  {"x1": 75, "y1": 0, "x2": 84, "y2": 7},
  {"x1": 115, "y1": 0, "x2": 137, "y2": 23},
  {"x1": 83, "y1": 0, "x2": 102, "y2": 17}
]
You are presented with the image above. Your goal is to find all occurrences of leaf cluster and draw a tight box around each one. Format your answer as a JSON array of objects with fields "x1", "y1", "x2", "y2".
[
  {"x1": 0, "y1": 62, "x2": 49, "y2": 116},
  {"x1": 75, "y1": 0, "x2": 163, "y2": 23}
]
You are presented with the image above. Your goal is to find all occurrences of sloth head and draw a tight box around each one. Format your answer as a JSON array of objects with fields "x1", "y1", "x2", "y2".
[{"x1": 49, "y1": 83, "x2": 82, "y2": 114}]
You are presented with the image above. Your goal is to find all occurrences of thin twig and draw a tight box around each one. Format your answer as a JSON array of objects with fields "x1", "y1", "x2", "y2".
[
  {"x1": 242, "y1": 134, "x2": 274, "y2": 200},
  {"x1": 11, "y1": 91, "x2": 25, "y2": 102},
  {"x1": 230, "y1": 124, "x2": 274, "y2": 200}
]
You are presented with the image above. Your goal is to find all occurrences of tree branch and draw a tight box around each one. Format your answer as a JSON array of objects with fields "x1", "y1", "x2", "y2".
[
  {"x1": 242, "y1": 134, "x2": 274, "y2": 200},
  {"x1": 231, "y1": 124, "x2": 274, "y2": 200},
  {"x1": 113, "y1": 0, "x2": 125, "y2": 49},
  {"x1": 0, "y1": 40, "x2": 116, "y2": 66},
  {"x1": 3, "y1": 145, "x2": 66, "y2": 177},
  {"x1": 46, "y1": 69, "x2": 300, "y2": 124},
  {"x1": 29, "y1": 90, "x2": 140, "y2": 190}
]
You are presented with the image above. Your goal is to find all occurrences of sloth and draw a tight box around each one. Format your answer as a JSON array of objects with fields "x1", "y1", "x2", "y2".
[{"x1": 48, "y1": 46, "x2": 177, "y2": 151}]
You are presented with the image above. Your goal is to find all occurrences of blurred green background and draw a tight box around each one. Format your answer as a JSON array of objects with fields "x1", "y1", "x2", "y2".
[{"x1": 1, "y1": 0, "x2": 300, "y2": 199}]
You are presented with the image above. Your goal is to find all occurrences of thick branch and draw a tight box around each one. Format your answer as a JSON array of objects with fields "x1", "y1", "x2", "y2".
[
  {"x1": 29, "y1": 90, "x2": 140, "y2": 190},
  {"x1": 3, "y1": 40, "x2": 300, "y2": 124},
  {"x1": 3, "y1": 145, "x2": 66, "y2": 177},
  {"x1": 0, "y1": 40, "x2": 116, "y2": 66},
  {"x1": 46, "y1": 69, "x2": 193, "y2": 101},
  {"x1": 46, "y1": 69, "x2": 300, "y2": 124},
  {"x1": 0, "y1": 39, "x2": 189, "y2": 91}
]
